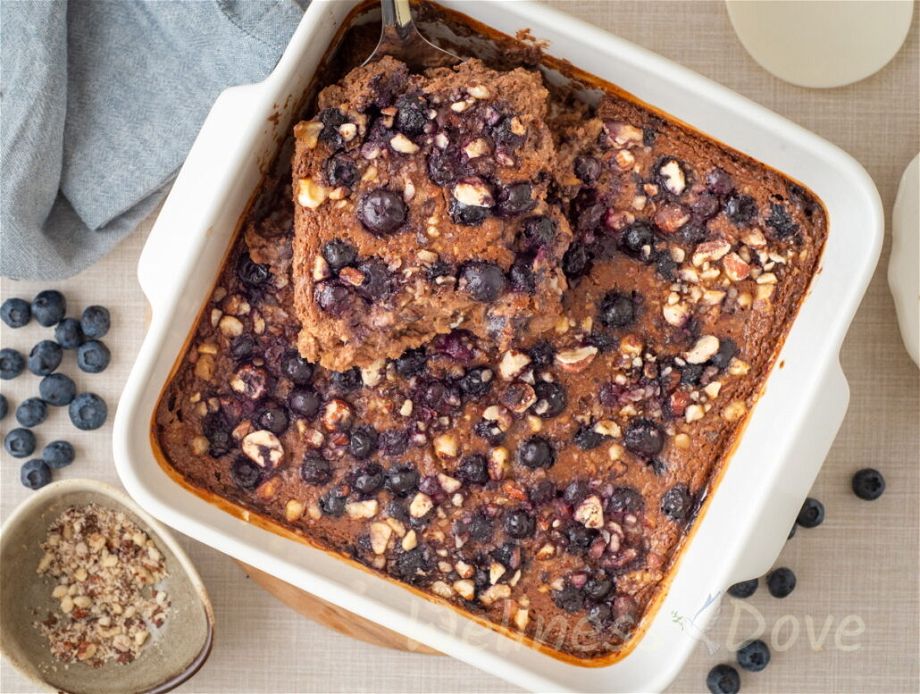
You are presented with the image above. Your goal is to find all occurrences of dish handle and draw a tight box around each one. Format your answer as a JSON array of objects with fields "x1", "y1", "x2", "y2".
[
  {"x1": 727, "y1": 360, "x2": 850, "y2": 583},
  {"x1": 137, "y1": 84, "x2": 262, "y2": 313}
]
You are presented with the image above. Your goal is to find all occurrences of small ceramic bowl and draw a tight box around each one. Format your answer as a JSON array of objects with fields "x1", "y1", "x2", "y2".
[{"x1": 0, "y1": 479, "x2": 213, "y2": 694}]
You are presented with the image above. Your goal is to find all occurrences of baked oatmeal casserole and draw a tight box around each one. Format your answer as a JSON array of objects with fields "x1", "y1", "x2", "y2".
[{"x1": 155, "y1": 15, "x2": 826, "y2": 660}]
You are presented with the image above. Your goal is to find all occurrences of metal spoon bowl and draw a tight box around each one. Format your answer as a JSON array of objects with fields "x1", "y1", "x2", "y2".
[{"x1": 363, "y1": 0, "x2": 462, "y2": 70}]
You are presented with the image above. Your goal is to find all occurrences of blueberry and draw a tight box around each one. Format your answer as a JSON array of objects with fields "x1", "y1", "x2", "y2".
[
  {"x1": 736, "y1": 638, "x2": 771, "y2": 672},
  {"x1": 318, "y1": 107, "x2": 347, "y2": 147},
  {"x1": 574, "y1": 425, "x2": 604, "y2": 450},
  {"x1": 520, "y1": 215, "x2": 557, "y2": 250},
  {"x1": 231, "y1": 457, "x2": 263, "y2": 490},
  {"x1": 661, "y1": 483, "x2": 692, "y2": 521},
  {"x1": 21, "y1": 459, "x2": 52, "y2": 490},
  {"x1": 0, "y1": 393, "x2": 6, "y2": 420},
  {"x1": 68, "y1": 393, "x2": 107, "y2": 430},
  {"x1": 584, "y1": 574, "x2": 614, "y2": 601},
  {"x1": 5, "y1": 428, "x2": 36, "y2": 458},
  {"x1": 1, "y1": 298, "x2": 31, "y2": 327},
  {"x1": 320, "y1": 488, "x2": 348, "y2": 516},
  {"x1": 766, "y1": 203, "x2": 798, "y2": 239},
  {"x1": 288, "y1": 388, "x2": 320, "y2": 418},
  {"x1": 598, "y1": 291, "x2": 637, "y2": 328},
  {"x1": 679, "y1": 222, "x2": 709, "y2": 245},
  {"x1": 504, "y1": 507, "x2": 535, "y2": 538},
  {"x1": 459, "y1": 366, "x2": 493, "y2": 398},
  {"x1": 31, "y1": 290, "x2": 66, "y2": 327},
  {"x1": 619, "y1": 221, "x2": 655, "y2": 257},
  {"x1": 80, "y1": 305, "x2": 111, "y2": 338},
  {"x1": 52, "y1": 319, "x2": 83, "y2": 350},
  {"x1": 552, "y1": 584, "x2": 585, "y2": 613},
  {"x1": 562, "y1": 243, "x2": 591, "y2": 279},
  {"x1": 623, "y1": 418, "x2": 665, "y2": 458},
  {"x1": 574, "y1": 155, "x2": 602, "y2": 184},
  {"x1": 225, "y1": 335, "x2": 253, "y2": 361},
  {"x1": 352, "y1": 463, "x2": 385, "y2": 496},
  {"x1": 706, "y1": 664, "x2": 741, "y2": 694},
  {"x1": 324, "y1": 154, "x2": 359, "y2": 188},
  {"x1": 788, "y1": 524, "x2": 797, "y2": 539},
  {"x1": 455, "y1": 454, "x2": 489, "y2": 485},
  {"x1": 281, "y1": 351, "x2": 313, "y2": 385},
  {"x1": 529, "y1": 341, "x2": 555, "y2": 370},
  {"x1": 0, "y1": 348, "x2": 25, "y2": 379},
  {"x1": 533, "y1": 381, "x2": 567, "y2": 418},
  {"x1": 587, "y1": 602, "x2": 613, "y2": 628},
  {"x1": 516, "y1": 436, "x2": 555, "y2": 469},
  {"x1": 655, "y1": 252, "x2": 678, "y2": 281},
  {"x1": 495, "y1": 182, "x2": 536, "y2": 217},
  {"x1": 76, "y1": 340, "x2": 110, "y2": 373},
  {"x1": 237, "y1": 252, "x2": 270, "y2": 287},
  {"x1": 356, "y1": 258, "x2": 395, "y2": 301},
  {"x1": 357, "y1": 189, "x2": 407, "y2": 235},
  {"x1": 562, "y1": 480, "x2": 590, "y2": 506},
  {"x1": 796, "y1": 497, "x2": 825, "y2": 528},
  {"x1": 394, "y1": 94, "x2": 427, "y2": 137},
  {"x1": 725, "y1": 194, "x2": 758, "y2": 226},
  {"x1": 706, "y1": 168, "x2": 734, "y2": 196},
  {"x1": 450, "y1": 201, "x2": 490, "y2": 226},
  {"x1": 459, "y1": 261, "x2": 506, "y2": 302},
  {"x1": 389, "y1": 546, "x2": 433, "y2": 584},
  {"x1": 691, "y1": 192, "x2": 721, "y2": 221},
  {"x1": 529, "y1": 479, "x2": 556, "y2": 505},
  {"x1": 28, "y1": 341, "x2": 63, "y2": 376},
  {"x1": 16, "y1": 398, "x2": 47, "y2": 427},
  {"x1": 509, "y1": 255, "x2": 536, "y2": 294},
  {"x1": 458, "y1": 511, "x2": 490, "y2": 543},
  {"x1": 43, "y1": 440, "x2": 76, "y2": 469},
  {"x1": 200, "y1": 413, "x2": 230, "y2": 457},
  {"x1": 395, "y1": 348, "x2": 427, "y2": 378},
  {"x1": 565, "y1": 522, "x2": 597, "y2": 552},
  {"x1": 322, "y1": 239, "x2": 358, "y2": 271},
  {"x1": 314, "y1": 280, "x2": 351, "y2": 315},
  {"x1": 301, "y1": 454, "x2": 332, "y2": 485},
  {"x1": 426, "y1": 148, "x2": 464, "y2": 186},
  {"x1": 727, "y1": 578, "x2": 758, "y2": 598},
  {"x1": 385, "y1": 465, "x2": 419, "y2": 496},
  {"x1": 491, "y1": 116, "x2": 525, "y2": 149},
  {"x1": 349, "y1": 425, "x2": 378, "y2": 459},
  {"x1": 607, "y1": 487, "x2": 645, "y2": 514},
  {"x1": 766, "y1": 567, "x2": 796, "y2": 598},
  {"x1": 473, "y1": 419, "x2": 504, "y2": 445},
  {"x1": 256, "y1": 404, "x2": 289, "y2": 434},
  {"x1": 852, "y1": 468, "x2": 885, "y2": 500}
]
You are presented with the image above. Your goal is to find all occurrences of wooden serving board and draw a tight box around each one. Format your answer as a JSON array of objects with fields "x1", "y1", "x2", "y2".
[{"x1": 237, "y1": 561, "x2": 440, "y2": 654}]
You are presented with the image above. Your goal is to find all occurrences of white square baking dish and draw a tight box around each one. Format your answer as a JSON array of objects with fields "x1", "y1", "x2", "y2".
[{"x1": 113, "y1": 1, "x2": 882, "y2": 690}]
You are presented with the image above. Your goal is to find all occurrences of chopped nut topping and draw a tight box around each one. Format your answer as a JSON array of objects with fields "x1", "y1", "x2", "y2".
[
  {"x1": 389, "y1": 133, "x2": 420, "y2": 154},
  {"x1": 452, "y1": 179, "x2": 493, "y2": 207},
  {"x1": 554, "y1": 346, "x2": 598, "y2": 372},
  {"x1": 34, "y1": 504, "x2": 169, "y2": 667},
  {"x1": 499, "y1": 349, "x2": 532, "y2": 380},
  {"x1": 296, "y1": 177, "x2": 328, "y2": 209},
  {"x1": 409, "y1": 492, "x2": 434, "y2": 518},
  {"x1": 345, "y1": 499, "x2": 378, "y2": 519},
  {"x1": 293, "y1": 120, "x2": 323, "y2": 149},
  {"x1": 242, "y1": 430, "x2": 284, "y2": 469},
  {"x1": 574, "y1": 495, "x2": 604, "y2": 529},
  {"x1": 684, "y1": 335, "x2": 720, "y2": 364}
]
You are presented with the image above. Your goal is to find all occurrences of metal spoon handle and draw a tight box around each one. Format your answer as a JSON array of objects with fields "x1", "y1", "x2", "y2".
[{"x1": 380, "y1": 0, "x2": 415, "y2": 39}]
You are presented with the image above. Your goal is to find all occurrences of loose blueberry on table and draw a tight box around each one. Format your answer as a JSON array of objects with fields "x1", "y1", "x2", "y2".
[
  {"x1": 0, "y1": 297, "x2": 31, "y2": 328},
  {"x1": 727, "y1": 578, "x2": 758, "y2": 599},
  {"x1": 20, "y1": 459, "x2": 52, "y2": 490},
  {"x1": 31, "y1": 290, "x2": 66, "y2": 327},
  {"x1": 15, "y1": 398, "x2": 48, "y2": 428},
  {"x1": 736, "y1": 638, "x2": 771, "y2": 672},
  {"x1": 43, "y1": 440, "x2": 76, "y2": 469},
  {"x1": 39, "y1": 373, "x2": 77, "y2": 407},
  {"x1": 766, "y1": 567, "x2": 797, "y2": 598},
  {"x1": 68, "y1": 393, "x2": 108, "y2": 430},
  {"x1": 796, "y1": 496, "x2": 825, "y2": 528},
  {"x1": 5, "y1": 428, "x2": 36, "y2": 459},
  {"x1": 706, "y1": 664, "x2": 741, "y2": 694},
  {"x1": 0, "y1": 347, "x2": 26, "y2": 380},
  {"x1": 852, "y1": 468, "x2": 885, "y2": 500},
  {"x1": 27, "y1": 340, "x2": 63, "y2": 376},
  {"x1": 80, "y1": 305, "x2": 111, "y2": 338},
  {"x1": 54, "y1": 317, "x2": 84, "y2": 349}
]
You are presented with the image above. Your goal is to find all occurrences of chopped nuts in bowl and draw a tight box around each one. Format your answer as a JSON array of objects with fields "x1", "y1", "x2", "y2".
[{"x1": 0, "y1": 479, "x2": 212, "y2": 694}]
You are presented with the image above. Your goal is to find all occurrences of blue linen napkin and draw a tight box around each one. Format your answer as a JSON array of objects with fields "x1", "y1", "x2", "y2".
[{"x1": 0, "y1": 0, "x2": 307, "y2": 280}]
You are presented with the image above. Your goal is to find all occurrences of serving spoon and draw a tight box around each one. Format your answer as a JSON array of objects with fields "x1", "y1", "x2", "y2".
[{"x1": 363, "y1": 0, "x2": 462, "y2": 69}]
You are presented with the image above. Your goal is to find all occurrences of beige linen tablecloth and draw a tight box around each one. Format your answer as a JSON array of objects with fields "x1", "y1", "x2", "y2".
[{"x1": 2, "y1": 2, "x2": 917, "y2": 692}]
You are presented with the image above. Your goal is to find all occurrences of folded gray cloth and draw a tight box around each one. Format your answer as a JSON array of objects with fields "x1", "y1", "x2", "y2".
[{"x1": 1, "y1": 0, "x2": 307, "y2": 280}]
